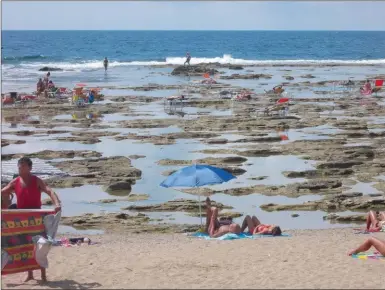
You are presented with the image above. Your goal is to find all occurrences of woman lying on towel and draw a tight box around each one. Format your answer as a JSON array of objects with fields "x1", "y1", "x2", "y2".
[
  {"x1": 348, "y1": 237, "x2": 385, "y2": 256},
  {"x1": 365, "y1": 210, "x2": 385, "y2": 232},
  {"x1": 241, "y1": 215, "x2": 282, "y2": 236},
  {"x1": 205, "y1": 197, "x2": 241, "y2": 238}
]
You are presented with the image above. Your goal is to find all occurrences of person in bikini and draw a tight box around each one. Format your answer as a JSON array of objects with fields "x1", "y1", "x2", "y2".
[
  {"x1": 241, "y1": 215, "x2": 282, "y2": 236},
  {"x1": 1, "y1": 157, "x2": 62, "y2": 282},
  {"x1": 205, "y1": 197, "x2": 241, "y2": 238},
  {"x1": 365, "y1": 210, "x2": 385, "y2": 232},
  {"x1": 348, "y1": 237, "x2": 385, "y2": 256}
]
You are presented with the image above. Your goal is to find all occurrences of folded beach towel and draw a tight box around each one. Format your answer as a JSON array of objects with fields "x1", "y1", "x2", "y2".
[
  {"x1": 351, "y1": 253, "x2": 385, "y2": 261},
  {"x1": 189, "y1": 232, "x2": 290, "y2": 240}
]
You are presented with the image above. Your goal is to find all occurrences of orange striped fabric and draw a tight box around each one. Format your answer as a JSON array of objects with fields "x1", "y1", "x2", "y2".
[{"x1": 1, "y1": 210, "x2": 55, "y2": 275}]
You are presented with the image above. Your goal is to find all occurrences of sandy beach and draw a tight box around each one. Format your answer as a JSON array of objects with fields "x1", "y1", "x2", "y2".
[{"x1": 2, "y1": 228, "x2": 385, "y2": 289}]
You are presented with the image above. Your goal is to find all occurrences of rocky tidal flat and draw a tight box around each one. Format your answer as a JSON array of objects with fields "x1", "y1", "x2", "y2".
[{"x1": 2, "y1": 64, "x2": 385, "y2": 234}]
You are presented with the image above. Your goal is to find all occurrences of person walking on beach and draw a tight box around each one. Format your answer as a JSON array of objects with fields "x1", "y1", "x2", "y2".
[
  {"x1": 103, "y1": 57, "x2": 109, "y2": 71},
  {"x1": 184, "y1": 52, "x2": 191, "y2": 66},
  {"x1": 1, "y1": 157, "x2": 62, "y2": 282}
]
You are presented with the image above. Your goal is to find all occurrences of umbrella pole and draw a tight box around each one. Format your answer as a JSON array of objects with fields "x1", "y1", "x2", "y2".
[{"x1": 198, "y1": 194, "x2": 202, "y2": 227}]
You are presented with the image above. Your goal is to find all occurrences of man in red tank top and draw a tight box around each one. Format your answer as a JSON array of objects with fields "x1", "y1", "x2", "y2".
[{"x1": 1, "y1": 157, "x2": 62, "y2": 282}]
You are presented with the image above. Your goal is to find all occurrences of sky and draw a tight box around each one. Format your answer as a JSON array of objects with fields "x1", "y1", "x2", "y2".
[{"x1": 2, "y1": 1, "x2": 385, "y2": 31}]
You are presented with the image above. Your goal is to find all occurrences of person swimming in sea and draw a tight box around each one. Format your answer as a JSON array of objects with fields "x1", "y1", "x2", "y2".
[
  {"x1": 184, "y1": 52, "x2": 191, "y2": 66},
  {"x1": 103, "y1": 57, "x2": 109, "y2": 71}
]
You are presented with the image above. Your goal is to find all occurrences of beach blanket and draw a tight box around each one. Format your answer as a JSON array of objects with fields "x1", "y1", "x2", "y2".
[
  {"x1": 351, "y1": 253, "x2": 385, "y2": 261},
  {"x1": 353, "y1": 227, "x2": 385, "y2": 234},
  {"x1": 189, "y1": 232, "x2": 290, "y2": 240},
  {"x1": 1, "y1": 209, "x2": 59, "y2": 275}
]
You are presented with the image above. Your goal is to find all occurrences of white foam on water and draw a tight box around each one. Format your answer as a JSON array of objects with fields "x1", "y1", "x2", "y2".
[{"x1": 2, "y1": 54, "x2": 385, "y2": 73}]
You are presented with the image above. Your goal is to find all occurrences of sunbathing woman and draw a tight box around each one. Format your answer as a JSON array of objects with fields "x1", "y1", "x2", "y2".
[
  {"x1": 205, "y1": 197, "x2": 241, "y2": 238},
  {"x1": 348, "y1": 237, "x2": 385, "y2": 256},
  {"x1": 365, "y1": 210, "x2": 385, "y2": 232},
  {"x1": 241, "y1": 215, "x2": 282, "y2": 236}
]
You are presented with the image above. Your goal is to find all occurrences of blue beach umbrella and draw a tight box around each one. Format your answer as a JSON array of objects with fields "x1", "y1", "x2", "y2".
[{"x1": 160, "y1": 164, "x2": 236, "y2": 225}]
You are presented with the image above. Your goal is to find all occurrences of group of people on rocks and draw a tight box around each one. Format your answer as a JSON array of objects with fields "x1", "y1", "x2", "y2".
[{"x1": 36, "y1": 72, "x2": 56, "y2": 97}]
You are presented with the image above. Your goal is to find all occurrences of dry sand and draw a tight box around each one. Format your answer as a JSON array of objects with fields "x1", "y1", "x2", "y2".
[{"x1": 2, "y1": 228, "x2": 385, "y2": 289}]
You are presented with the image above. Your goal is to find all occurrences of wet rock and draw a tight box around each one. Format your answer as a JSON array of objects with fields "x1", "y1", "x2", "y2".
[
  {"x1": 2, "y1": 150, "x2": 102, "y2": 161},
  {"x1": 283, "y1": 169, "x2": 354, "y2": 179},
  {"x1": 205, "y1": 138, "x2": 228, "y2": 144},
  {"x1": 291, "y1": 214, "x2": 299, "y2": 218},
  {"x1": 47, "y1": 156, "x2": 142, "y2": 189},
  {"x1": 118, "y1": 119, "x2": 180, "y2": 129},
  {"x1": 1, "y1": 139, "x2": 26, "y2": 147},
  {"x1": 323, "y1": 213, "x2": 366, "y2": 223},
  {"x1": 39, "y1": 67, "x2": 63, "y2": 71},
  {"x1": 248, "y1": 176, "x2": 268, "y2": 181},
  {"x1": 261, "y1": 193, "x2": 384, "y2": 213},
  {"x1": 284, "y1": 76, "x2": 295, "y2": 80},
  {"x1": 218, "y1": 167, "x2": 247, "y2": 176},
  {"x1": 164, "y1": 132, "x2": 220, "y2": 140},
  {"x1": 103, "y1": 181, "x2": 132, "y2": 194},
  {"x1": 60, "y1": 212, "x2": 184, "y2": 234},
  {"x1": 228, "y1": 65, "x2": 244, "y2": 70},
  {"x1": 157, "y1": 156, "x2": 247, "y2": 166},
  {"x1": 115, "y1": 133, "x2": 175, "y2": 145},
  {"x1": 54, "y1": 137, "x2": 101, "y2": 144},
  {"x1": 11, "y1": 130, "x2": 35, "y2": 136},
  {"x1": 71, "y1": 131, "x2": 119, "y2": 138},
  {"x1": 98, "y1": 199, "x2": 118, "y2": 204},
  {"x1": 171, "y1": 65, "x2": 219, "y2": 76},
  {"x1": 127, "y1": 194, "x2": 149, "y2": 201},
  {"x1": 231, "y1": 136, "x2": 282, "y2": 143},
  {"x1": 317, "y1": 161, "x2": 363, "y2": 169},
  {"x1": 122, "y1": 199, "x2": 232, "y2": 212},
  {"x1": 372, "y1": 179, "x2": 385, "y2": 193},
  {"x1": 220, "y1": 74, "x2": 272, "y2": 80},
  {"x1": 218, "y1": 179, "x2": 342, "y2": 197},
  {"x1": 300, "y1": 74, "x2": 316, "y2": 79},
  {"x1": 128, "y1": 155, "x2": 145, "y2": 160},
  {"x1": 239, "y1": 149, "x2": 282, "y2": 157}
]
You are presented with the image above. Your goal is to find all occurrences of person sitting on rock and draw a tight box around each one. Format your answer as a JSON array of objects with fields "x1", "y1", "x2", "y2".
[
  {"x1": 365, "y1": 210, "x2": 385, "y2": 232},
  {"x1": 360, "y1": 79, "x2": 372, "y2": 94},
  {"x1": 273, "y1": 85, "x2": 284, "y2": 94},
  {"x1": 241, "y1": 215, "x2": 282, "y2": 236},
  {"x1": 348, "y1": 237, "x2": 385, "y2": 256},
  {"x1": 47, "y1": 80, "x2": 56, "y2": 91},
  {"x1": 205, "y1": 197, "x2": 241, "y2": 238}
]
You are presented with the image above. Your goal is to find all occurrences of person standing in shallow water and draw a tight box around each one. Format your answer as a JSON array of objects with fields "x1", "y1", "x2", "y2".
[
  {"x1": 184, "y1": 52, "x2": 191, "y2": 66},
  {"x1": 1, "y1": 157, "x2": 62, "y2": 282},
  {"x1": 103, "y1": 57, "x2": 109, "y2": 71}
]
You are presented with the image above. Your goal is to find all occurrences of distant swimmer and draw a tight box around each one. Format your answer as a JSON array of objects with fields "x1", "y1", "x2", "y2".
[
  {"x1": 184, "y1": 52, "x2": 191, "y2": 66},
  {"x1": 103, "y1": 57, "x2": 109, "y2": 71}
]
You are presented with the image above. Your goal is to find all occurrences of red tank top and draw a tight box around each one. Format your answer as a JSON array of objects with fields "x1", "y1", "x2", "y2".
[{"x1": 14, "y1": 176, "x2": 42, "y2": 209}]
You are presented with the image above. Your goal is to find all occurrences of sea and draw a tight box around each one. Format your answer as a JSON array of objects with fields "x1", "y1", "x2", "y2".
[{"x1": 2, "y1": 30, "x2": 385, "y2": 92}]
